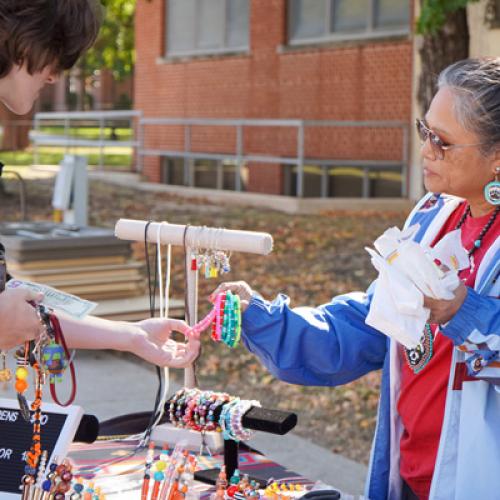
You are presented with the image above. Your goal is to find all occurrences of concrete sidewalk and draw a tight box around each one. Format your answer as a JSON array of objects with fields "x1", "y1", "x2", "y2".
[{"x1": 3, "y1": 350, "x2": 367, "y2": 496}]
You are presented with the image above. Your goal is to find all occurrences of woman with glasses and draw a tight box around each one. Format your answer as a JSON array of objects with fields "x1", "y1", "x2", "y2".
[{"x1": 211, "y1": 58, "x2": 500, "y2": 500}]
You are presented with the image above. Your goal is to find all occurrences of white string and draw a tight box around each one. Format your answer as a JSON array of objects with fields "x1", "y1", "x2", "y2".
[
  {"x1": 164, "y1": 243, "x2": 172, "y2": 317},
  {"x1": 153, "y1": 222, "x2": 169, "y2": 429},
  {"x1": 156, "y1": 223, "x2": 165, "y2": 319}
]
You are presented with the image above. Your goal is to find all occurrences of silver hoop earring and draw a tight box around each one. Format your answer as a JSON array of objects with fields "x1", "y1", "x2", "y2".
[{"x1": 484, "y1": 167, "x2": 500, "y2": 206}]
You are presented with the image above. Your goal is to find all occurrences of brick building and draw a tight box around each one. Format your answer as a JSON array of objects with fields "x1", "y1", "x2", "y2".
[{"x1": 135, "y1": 0, "x2": 414, "y2": 198}]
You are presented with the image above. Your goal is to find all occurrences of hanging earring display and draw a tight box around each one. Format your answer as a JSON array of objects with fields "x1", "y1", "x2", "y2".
[
  {"x1": 190, "y1": 227, "x2": 232, "y2": 279},
  {"x1": 484, "y1": 167, "x2": 500, "y2": 205}
]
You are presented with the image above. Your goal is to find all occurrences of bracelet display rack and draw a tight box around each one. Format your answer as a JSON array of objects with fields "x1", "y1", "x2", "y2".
[
  {"x1": 192, "y1": 405, "x2": 298, "y2": 487},
  {"x1": 114, "y1": 219, "x2": 275, "y2": 451}
]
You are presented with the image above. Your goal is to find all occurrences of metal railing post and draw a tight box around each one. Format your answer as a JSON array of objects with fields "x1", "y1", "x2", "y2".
[
  {"x1": 30, "y1": 110, "x2": 141, "y2": 172},
  {"x1": 99, "y1": 117, "x2": 105, "y2": 170},
  {"x1": 184, "y1": 125, "x2": 192, "y2": 186},
  {"x1": 136, "y1": 113, "x2": 144, "y2": 173},
  {"x1": 362, "y1": 167, "x2": 370, "y2": 198},
  {"x1": 401, "y1": 124, "x2": 409, "y2": 197},
  {"x1": 321, "y1": 166, "x2": 328, "y2": 198},
  {"x1": 64, "y1": 118, "x2": 70, "y2": 155},
  {"x1": 235, "y1": 124, "x2": 243, "y2": 192},
  {"x1": 296, "y1": 122, "x2": 305, "y2": 197}
]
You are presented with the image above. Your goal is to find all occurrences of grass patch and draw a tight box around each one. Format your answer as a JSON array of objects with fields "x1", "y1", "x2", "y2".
[{"x1": 1, "y1": 147, "x2": 133, "y2": 168}]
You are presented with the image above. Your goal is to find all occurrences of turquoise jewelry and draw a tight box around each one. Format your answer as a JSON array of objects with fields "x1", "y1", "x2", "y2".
[
  {"x1": 457, "y1": 205, "x2": 499, "y2": 257},
  {"x1": 484, "y1": 167, "x2": 500, "y2": 206},
  {"x1": 404, "y1": 203, "x2": 499, "y2": 374}
]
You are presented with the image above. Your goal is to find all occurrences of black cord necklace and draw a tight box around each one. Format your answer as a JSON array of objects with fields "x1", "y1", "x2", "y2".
[
  {"x1": 141, "y1": 221, "x2": 163, "y2": 446},
  {"x1": 404, "y1": 203, "x2": 499, "y2": 374},
  {"x1": 454, "y1": 205, "x2": 500, "y2": 256}
]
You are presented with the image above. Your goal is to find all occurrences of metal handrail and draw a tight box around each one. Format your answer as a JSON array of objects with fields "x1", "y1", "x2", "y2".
[
  {"x1": 138, "y1": 117, "x2": 410, "y2": 197},
  {"x1": 31, "y1": 110, "x2": 143, "y2": 171}
]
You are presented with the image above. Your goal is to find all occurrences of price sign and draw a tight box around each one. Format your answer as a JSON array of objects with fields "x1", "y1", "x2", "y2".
[{"x1": 0, "y1": 398, "x2": 82, "y2": 498}]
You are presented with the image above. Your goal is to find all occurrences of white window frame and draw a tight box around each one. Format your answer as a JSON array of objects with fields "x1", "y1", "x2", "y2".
[
  {"x1": 288, "y1": 0, "x2": 410, "y2": 47},
  {"x1": 165, "y1": 0, "x2": 250, "y2": 58}
]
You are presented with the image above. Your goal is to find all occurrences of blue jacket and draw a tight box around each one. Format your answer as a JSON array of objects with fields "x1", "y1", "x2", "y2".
[{"x1": 241, "y1": 193, "x2": 500, "y2": 500}]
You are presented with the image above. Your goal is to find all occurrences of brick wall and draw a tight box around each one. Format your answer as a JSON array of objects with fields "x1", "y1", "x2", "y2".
[{"x1": 135, "y1": 0, "x2": 413, "y2": 195}]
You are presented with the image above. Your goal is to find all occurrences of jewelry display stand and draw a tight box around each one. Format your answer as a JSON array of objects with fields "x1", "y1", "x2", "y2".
[
  {"x1": 114, "y1": 219, "x2": 274, "y2": 451},
  {"x1": 192, "y1": 405, "x2": 297, "y2": 486}
]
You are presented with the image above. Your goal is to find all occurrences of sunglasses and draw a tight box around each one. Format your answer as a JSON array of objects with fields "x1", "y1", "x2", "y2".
[{"x1": 415, "y1": 118, "x2": 487, "y2": 160}]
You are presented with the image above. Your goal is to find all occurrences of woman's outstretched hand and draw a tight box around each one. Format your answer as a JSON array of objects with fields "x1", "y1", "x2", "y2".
[
  {"x1": 209, "y1": 281, "x2": 254, "y2": 312},
  {"x1": 132, "y1": 318, "x2": 200, "y2": 368}
]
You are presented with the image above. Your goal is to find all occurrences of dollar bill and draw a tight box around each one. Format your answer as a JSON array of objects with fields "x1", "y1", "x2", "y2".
[{"x1": 6, "y1": 279, "x2": 97, "y2": 319}]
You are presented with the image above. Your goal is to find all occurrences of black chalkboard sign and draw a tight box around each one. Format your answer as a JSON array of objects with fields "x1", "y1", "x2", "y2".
[{"x1": 0, "y1": 398, "x2": 83, "y2": 498}]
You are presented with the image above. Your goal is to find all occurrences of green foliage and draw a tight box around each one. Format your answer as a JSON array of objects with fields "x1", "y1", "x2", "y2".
[
  {"x1": 82, "y1": 0, "x2": 136, "y2": 80},
  {"x1": 417, "y1": 0, "x2": 480, "y2": 34}
]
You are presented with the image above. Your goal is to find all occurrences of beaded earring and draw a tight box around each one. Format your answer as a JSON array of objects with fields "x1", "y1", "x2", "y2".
[
  {"x1": 484, "y1": 167, "x2": 500, "y2": 205},
  {"x1": 14, "y1": 342, "x2": 31, "y2": 422},
  {"x1": 0, "y1": 350, "x2": 12, "y2": 389}
]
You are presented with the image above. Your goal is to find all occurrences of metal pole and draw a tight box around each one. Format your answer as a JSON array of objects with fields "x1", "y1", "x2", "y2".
[
  {"x1": 362, "y1": 167, "x2": 370, "y2": 198},
  {"x1": 235, "y1": 124, "x2": 243, "y2": 191},
  {"x1": 184, "y1": 125, "x2": 192, "y2": 186},
  {"x1": 216, "y1": 161, "x2": 223, "y2": 190},
  {"x1": 136, "y1": 114, "x2": 143, "y2": 173},
  {"x1": 401, "y1": 124, "x2": 409, "y2": 197},
  {"x1": 99, "y1": 117, "x2": 105, "y2": 170},
  {"x1": 296, "y1": 122, "x2": 305, "y2": 197},
  {"x1": 184, "y1": 247, "x2": 198, "y2": 389},
  {"x1": 64, "y1": 118, "x2": 70, "y2": 155},
  {"x1": 321, "y1": 166, "x2": 328, "y2": 198}
]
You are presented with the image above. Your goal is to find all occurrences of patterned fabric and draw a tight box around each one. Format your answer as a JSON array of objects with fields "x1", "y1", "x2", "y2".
[
  {"x1": 68, "y1": 439, "x2": 313, "y2": 498},
  {"x1": 242, "y1": 193, "x2": 500, "y2": 500}
]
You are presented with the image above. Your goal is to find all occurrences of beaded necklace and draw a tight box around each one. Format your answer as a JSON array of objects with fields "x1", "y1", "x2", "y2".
[{"x1": 404, "y1": 204, "x2": 499, "y2": 374}]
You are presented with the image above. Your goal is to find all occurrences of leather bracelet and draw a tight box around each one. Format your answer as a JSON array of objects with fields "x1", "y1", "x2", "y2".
[{"x1": 48, "y1": 314, "x2": 77, "y2": 407}]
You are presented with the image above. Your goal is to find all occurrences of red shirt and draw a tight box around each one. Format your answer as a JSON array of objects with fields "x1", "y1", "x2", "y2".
[{"x1": 398, "y1": 202, "x2": 500, "y2": 499}]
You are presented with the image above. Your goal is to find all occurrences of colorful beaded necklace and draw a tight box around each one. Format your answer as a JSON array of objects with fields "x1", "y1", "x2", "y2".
[{"x1": 404, "y1": 204, "x2": 499, "y2": 374}]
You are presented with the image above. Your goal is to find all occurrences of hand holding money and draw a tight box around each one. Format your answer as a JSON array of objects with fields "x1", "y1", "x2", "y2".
[
  {"x1": 0, "y1": 286, "x2": 44, "y2": 350},
  {"x1": 6, "y1": 280, "x2": 97, "y2": 319}
]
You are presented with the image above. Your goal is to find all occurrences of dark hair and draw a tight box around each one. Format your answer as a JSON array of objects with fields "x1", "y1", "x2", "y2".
[
  {"x1": 0, "y1": 0, "x2": 102, "y2": 78},
  {"x1": 438, "y1": 58, "x2": 500, "y2": 155}
]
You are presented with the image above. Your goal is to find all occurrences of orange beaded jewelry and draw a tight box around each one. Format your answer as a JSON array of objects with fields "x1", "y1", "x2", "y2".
[{"x1": 14, "y1": 342, "x2": 31, "y2": 422}]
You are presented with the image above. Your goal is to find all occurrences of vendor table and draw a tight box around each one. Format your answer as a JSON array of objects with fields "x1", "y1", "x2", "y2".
[{"x1": 69, "y1": 438, "x2": 315, "y2": 499}]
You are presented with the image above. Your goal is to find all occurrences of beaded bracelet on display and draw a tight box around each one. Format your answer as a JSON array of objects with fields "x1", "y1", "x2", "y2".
[
  {"x1": 168, "y1": 388, "x2": 260, "y2": 442},
  {"x1": 190, "y1": 291, "x2": 242, "y2": 349}
]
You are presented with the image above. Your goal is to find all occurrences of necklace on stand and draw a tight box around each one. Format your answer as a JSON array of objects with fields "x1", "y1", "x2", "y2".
[{"x1": 404, "y1": 204, "x2": 500, "y2": 374}]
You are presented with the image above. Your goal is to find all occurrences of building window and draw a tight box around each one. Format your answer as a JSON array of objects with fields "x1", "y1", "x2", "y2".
[
  {"x1": 166, "y1": 0, "x2": 249, "y2": 57},
  {"x1": 284, "y1": 165, "x2": 402, "y2": 198},
  {"x1": 288, "y1": 0, "x2": 410, "y2": 45},
  {"x1": 161, "y1": 157, "x2": 247, "y2": 191}
]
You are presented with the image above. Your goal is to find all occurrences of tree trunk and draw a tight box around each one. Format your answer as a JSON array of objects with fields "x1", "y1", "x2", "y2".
[{"x1": 417, "y1": 5, "x2": 470, "y2": 115}]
